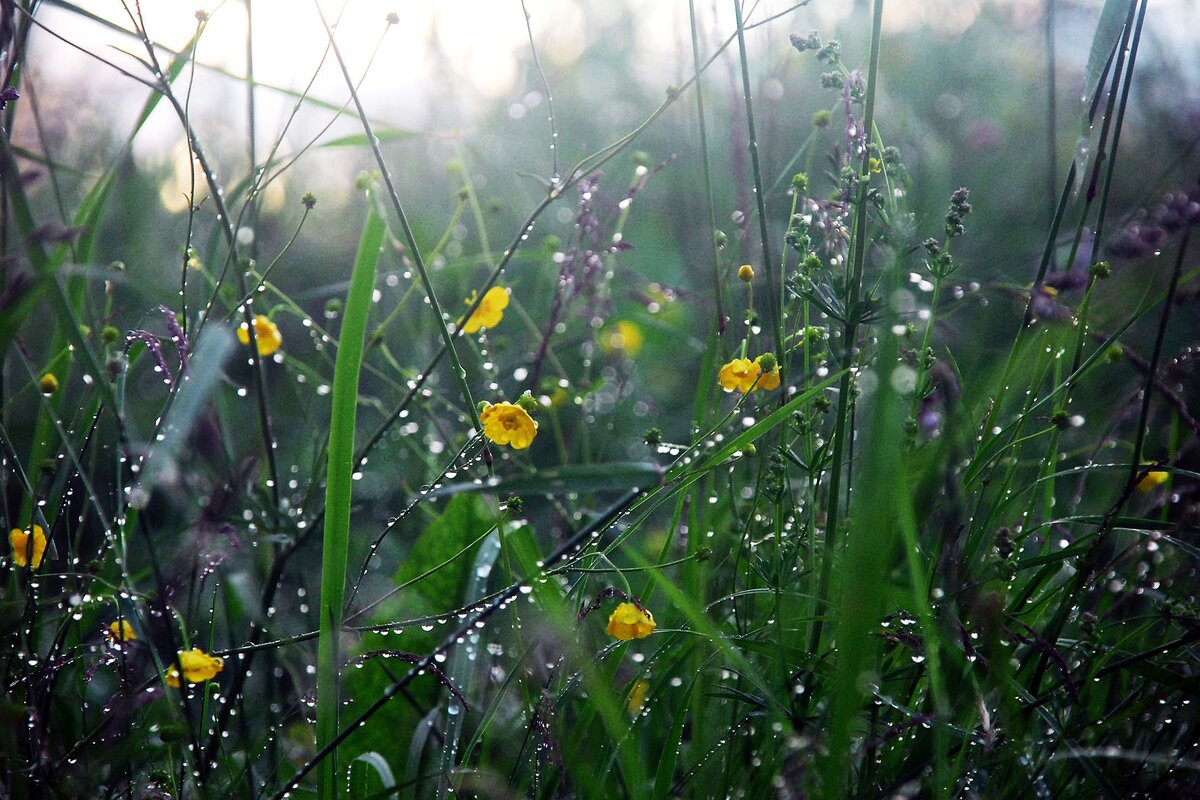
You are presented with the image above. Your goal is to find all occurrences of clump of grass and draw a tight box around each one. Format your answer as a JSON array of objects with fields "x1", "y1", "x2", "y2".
[{"x1": 2, "y1": 1, "x2": 1199, "y2": 798}]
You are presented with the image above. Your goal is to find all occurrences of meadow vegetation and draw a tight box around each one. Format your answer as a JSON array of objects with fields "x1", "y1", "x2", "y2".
[{"x1": 2, "y1": 0, "x2": 1199, "y2": 797}]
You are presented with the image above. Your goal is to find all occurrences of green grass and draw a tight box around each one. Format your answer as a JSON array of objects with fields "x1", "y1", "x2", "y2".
[{"x1": 2, "y1": 0, "x2": 1199, "y2": 798}]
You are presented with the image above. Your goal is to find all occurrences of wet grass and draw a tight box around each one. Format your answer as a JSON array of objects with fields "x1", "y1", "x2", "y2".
[{"x1": 2, "y1": 0, "x2": 1199, "y2": 798}]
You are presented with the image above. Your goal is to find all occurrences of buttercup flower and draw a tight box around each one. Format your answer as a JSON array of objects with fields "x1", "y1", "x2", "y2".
[
  {"x1": 107, "y1": 619, "x2": 137, "y2": 642},
  {"x1": 480, "y1": 401, "x2": 538, "y2": 449},
  {"x1": 738, "y1": 264, "x2": 755, "y2": 282},
  {"x1": 237, "y1": 315, "x2": 283, "y2": 356},
  {"x1": 607, "y1": 602, "x2": 656, "y2": 640},
  {"x1": 165, "y1": 648, "x2": 224, "y2": 687},
  {"x1": 754, "y1": 354, "x2": 780, "y2": 391},
  {"x1": 39, "y1": 373, "x2": 59, "y2": 395},
  {"x1": 10, "y1": 524, "x2": 47, "y2": 569},
  {"x1": 719, "y1": 355, "x2": 780, "y2": 394},
  {"x1": 718, "y1": 358, "x2": 759, "y2": 393},
  {"x1": 1135, "y1": 468, "x2": 1169, "y2": 493},
  {"x1": 461, "y1": 286, "x2": 509, "y2": 334}
]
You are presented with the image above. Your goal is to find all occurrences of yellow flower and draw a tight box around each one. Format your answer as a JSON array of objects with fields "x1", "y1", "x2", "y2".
[
  {"x1": 626, "y1": 679, "x2": 650, "y2": 716},
  {"x1": 39, "y1": 373, "x2": 59, "y2": 395},
  {"x1": 1135, "y1": 468, "x2": 1169, "y2": 493},
  {"x1": 165, "y1": 648, "x2": 224, "y2": 687},
  {"x1": 600, "y1": 320, "x2": 644, "y2": 357},
  {"x1": 107, "y1": 619, "x2": 137, "y2": 642},
  {"x1": 718, "y1": 358, "x2": 759, "y2": 393},
  {"x1": 480, "y1": 401, "x2": 538, "y2": 449},
  {"x1": 237, "y1": 315, "x2": 283, "y2": 356},
  {"x1": 718, "y1": 355, "x2": 780, "y2": 394},
  {"x1": 10, "y1": 524, "x2": 47, "y2": 569},
  {"x1": 754, "y1": 355, "x2": 780, "y2": 391},
  {"x1": 738, "y1": 264, "x2": 755, "y2": 282},
  {"x1": 607, "y1": 602, "x2": 656, "y2": 641},
  {"x1": 461, "y1": 286, "x2": 509, "y2": 334}
]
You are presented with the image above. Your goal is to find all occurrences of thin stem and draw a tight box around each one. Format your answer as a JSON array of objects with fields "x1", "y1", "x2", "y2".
[
  {"x1": 732, "y1": 0, "x2": 781, "y2": 360},
  {"x1": 314, "y1": 4, "x2": 483, "y2": 439},
  {"x1": 689, "y1": 0, "x2": 726, "y2": 337}
]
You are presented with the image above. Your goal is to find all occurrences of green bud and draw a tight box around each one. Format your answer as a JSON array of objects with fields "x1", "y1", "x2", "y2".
[
  {"x1": 516, "y1": 391, "x2": 539, "y2": 415},
  {"x1": 101, "y1": 326, "x2": 121, "y2": 344},
  {"x1": 757, "y1": 352, "x2": 777, "y2": 372},
  {"x1": 791, "y1": 172, "x2": 809, "y2": 193}
]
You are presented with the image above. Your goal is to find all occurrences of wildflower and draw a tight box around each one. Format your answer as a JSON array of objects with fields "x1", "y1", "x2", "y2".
[
  {"x1": 165, "y1": 648, "x2": 224, "y2": 687},
  {"x1": 39, "y1": 373, "x2": 59, "y2": 395},
  {"x1": 237, "y1": 315, "x2": 283, "y2": 356},
  {"x1": 945, "y1": 187, "x2": 972, "y2": 239},
  {"x1": 107, "y1": 619, "x2": 137, "y2": 642},
  {"x1": 607, "y1": 602, "x2": 656, "y2": 641},
  {"x1": 1135, "y1": 468, "x2": 1169, "y2": 493},
  {"x1": 480, "y1": 401, "x2": 538, "y2": 449},
  {"x1": 461, "y1": 286, "x2": 509, "y2": 334},
  {"x1": 10, "y1": 524, "x2": 47, "y2": 569},
  {"x1": 718, "y1": 356, "x2": 779, "y2": 393},
  {"x1": 600, "y1": 320, "x2": 644, "y2": 356},
  {"x1": 718, "y1": 358, "x2": 759, "y2": 393},
  {"x1": 754, "y1": 354, "x2": 780, "y2": 391},
  {"x1": 738, "y1": 264, "x2": 755, "y2": 282}
]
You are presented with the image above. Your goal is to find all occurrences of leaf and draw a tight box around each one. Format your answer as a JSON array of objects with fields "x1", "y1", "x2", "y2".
[
  {"x1": 316, "y1": 198, "x2": 387, "y2": 798},
  {"x1": 1074, "y1": 0, "x2": 1133, "y2": 192},
  {"x1": 351, "y1": 751, "x2": 397, "y2": 796},
  {"x1": 320, "y1": 129, "x2": 419, "y2": 148},
  {"x1": 393, "y1": 495, "x2": 493, "y2": 607}
]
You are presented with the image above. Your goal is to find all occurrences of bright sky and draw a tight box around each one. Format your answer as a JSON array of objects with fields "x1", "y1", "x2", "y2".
[{"x1": 22, "y1": 0, "x2": 1197, "y2": 211}]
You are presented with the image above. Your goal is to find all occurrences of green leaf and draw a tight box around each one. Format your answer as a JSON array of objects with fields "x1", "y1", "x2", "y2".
[
  {"x1": 394, "y1": 495, "x2": 494, "y2": 611},
  {"x1": 320, "y1": 129, "x2": 419, "y2": 148},
  {"x1": 350, "y1": 752, "x2": 396, "y2": 796},
  {"x1": 316, "y1": 197, "x2": 386, "y2": 799}
]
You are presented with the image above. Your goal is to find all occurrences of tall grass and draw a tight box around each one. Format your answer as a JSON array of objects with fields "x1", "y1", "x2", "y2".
[{"x1": 2, "y1": 1, "x2": 1199, "y2": 798}]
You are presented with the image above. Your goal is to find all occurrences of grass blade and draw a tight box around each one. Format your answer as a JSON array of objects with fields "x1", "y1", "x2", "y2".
[{"x1": 316, "y1": 195, "x2": 387, "y2": 799}]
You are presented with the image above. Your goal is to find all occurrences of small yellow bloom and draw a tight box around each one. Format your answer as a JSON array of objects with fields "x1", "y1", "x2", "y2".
[
  {"x1": 39, "y1": 373, "x2": 59, "y2": 395},
  {"x1": 626, "y1": 679, "x2": 650, "y2": 716},
  {"x1": 738, "y1": 264, "x2": 755, "y2": 282},
  {"x1": 600, "y1": 320, "x2": 644, "y2": 357},
  {"x1": 754, "y1": 355, "x2": 780, "y2": 391},
  {"x1": 718, "y1": 355, "x2": 780, "y2": 394},
  {"x1": 165, "y1": 648, "x2": 224, "y2": 687},
  {"x1": 607, "y1": 602, "x2": 656, "y2": 641},
  {"x1": 480, "y1": 401, "x2": 538, "y2": 449},
  {"x1": 107, "y1": 619, "x2": 137, "y2": 642},
  {"x1": 237, "y1": 315, "x2": 283, "y2": 356},
  {"x1": 10, "y1": 524, "x2": 47, "y2": 569},
  {"x1": 718, "y1": 358, "x2": 759, "y2": 393},
  {"x1": 1135, "y1": 468, "x2": 1169, "y2": 493},
  {"x1": 461, "y1": 286, "x2": 509, "y2": 334}
]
